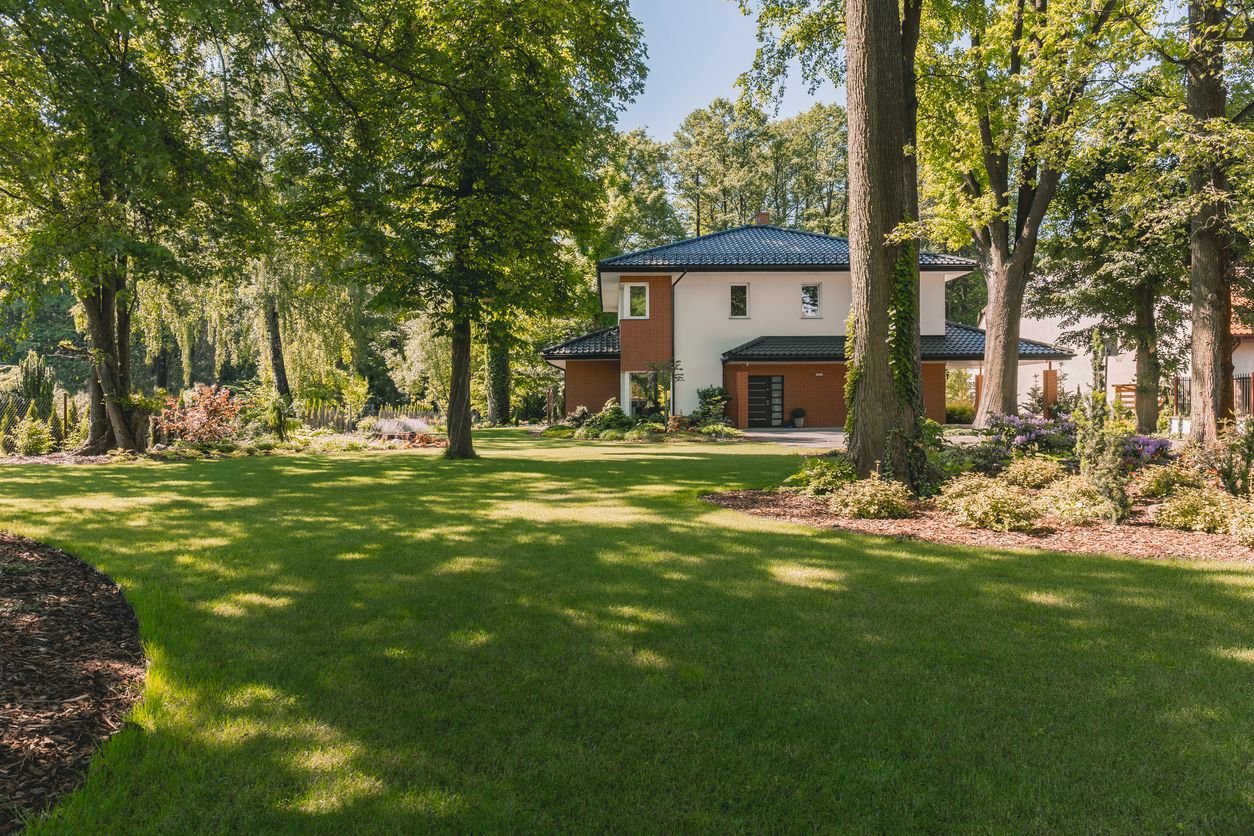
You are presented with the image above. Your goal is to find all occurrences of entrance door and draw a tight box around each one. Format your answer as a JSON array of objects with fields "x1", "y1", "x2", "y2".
[{"x1": 747, "y1": 375, "x2": 784, "y2": 427}]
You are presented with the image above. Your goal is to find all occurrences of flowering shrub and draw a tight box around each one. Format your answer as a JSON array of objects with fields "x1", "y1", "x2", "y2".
[
  {"x1": 937, "y1": 474, "x2": 1037, "y2": 531},
  {"x1": 786, "y1": 455, "x2": 857, "y2": 495},
  {"x1": 1136, "y1": 464, "x2": 1205, "y2": 499},
  {"x1": 157, "y1": 384, "x2": 243, "y2": 444},
  {"x1": 1154, "y1": 487, "x2": 1236, "y2": 534},
  {"x1": 829, "y1": 473, "x2": 912, "y2": 519},
  {"x1": 568, "y1": 405, "x2": 592, "y2": 427},
  {"x1": 1002, "y1": 456, "x2": 1065, "y2": 489},
  {"x1": 1122, "y1": 435, "x2": 1172, "y2": 469},
  {"x1": 1037, "y1": 477, "x2": 1116, "y2": 525},
  {"x1": 1230, "y1": 502, "x2": 1254, "y2": 547},
  {"x1": 986, "y1": 413, "x2": 1077, "y2": 455}
]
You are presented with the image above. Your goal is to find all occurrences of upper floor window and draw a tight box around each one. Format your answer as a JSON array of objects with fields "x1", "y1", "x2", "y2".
[
  {"x1": 730, "y1": 284, "x2": 749, "y2": 318},
  {"x1": 623, "y1": 283, "x2": 649, "y2": 319},
  {"x1": 801, "y1": 284, "x2": 821, "y2": 318}
]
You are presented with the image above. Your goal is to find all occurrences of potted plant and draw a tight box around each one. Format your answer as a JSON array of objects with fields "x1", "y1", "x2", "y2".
[{"x1": 791, "y1": 407, "x2": 807, "y2": 428}]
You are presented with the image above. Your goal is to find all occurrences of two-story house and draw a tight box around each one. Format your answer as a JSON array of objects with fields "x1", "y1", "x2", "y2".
[{"x1": 542, "y1": 219, "x2": 1071, "y2": 428}]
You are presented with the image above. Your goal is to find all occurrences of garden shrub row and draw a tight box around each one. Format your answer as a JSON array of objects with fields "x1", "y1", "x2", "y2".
[{"x1": 544, "y1": 389, "x2": 744, "y2": 443}]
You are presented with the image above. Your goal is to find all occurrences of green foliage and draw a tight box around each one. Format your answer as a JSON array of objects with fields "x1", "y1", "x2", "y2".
[
  {"x1": 584, "y1": 399, "x2": 633, "y2": 433},
  {"x1": 598, "y1": 429, "x2": 627, "y2": 442},
  {"x1": 937, "y1": 476, "x2": 1038, "y2": 532},
  {"x1": 540, "y1": 425, "x2": 575, "y2": 439},
  {"x1": 16, "y1": 351, "x2": 55, "y2": 420},
  {"x1": 1076, "y1": 331, "x2": 1131, "y2": 523},
  {"x1": 933, "y1": 441, "x2": 1013, "y2": 478},
  {"x1": 1154, "y1": 488, "x2": 1236, "y2": 534},
  {"x1": 1188, "y1": 421, "x2": 1254, "y2": 497},
  {"x1": 1037, "y1": 477, "x2": 1117, "y2": 526},
  {"x1": 692, "y1": 386, "x2": 731, "y2": 425},
  {"x1": 1003, "y1": 457, "x2": 1065, "y2": 489},
  {"x1": 829, "y1": 472, "x2": 913, "y2": 519},
  {"x1": 1136, "y1": 464, "x2": 1205, "y2": 499},
  {"x1": 13, "y1": 415, "x2": 53, "y2": 456},
  {"x1": 697, "y1": 424, "x2": 744, "y2": 440},
  {"x1": 945, "y1": 401, "x2": 975, "y2": 424},
  {"x1": 786, "y1": 455, "x2": 858, "y2": 496},
  {"x1": 1230, "y1": 502, "x2": 1254, "y2": 547}
]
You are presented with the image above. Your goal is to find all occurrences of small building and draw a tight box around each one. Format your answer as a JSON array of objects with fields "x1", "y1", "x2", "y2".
[{"x1": 542, "y1": 220, "x2": 1071, "y2": 428}]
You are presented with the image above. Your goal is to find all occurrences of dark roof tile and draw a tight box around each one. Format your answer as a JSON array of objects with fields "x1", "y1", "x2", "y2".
[{"x1": 720, "y1": 322, "x2": 1072, "y2": 362}]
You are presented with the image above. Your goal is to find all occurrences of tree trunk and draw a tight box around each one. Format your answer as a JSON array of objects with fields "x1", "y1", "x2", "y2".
[
  {"x1": 1133, "y1": 282, "x2": 1160, "y2": 435},
  {"x1": 264, "y1": 299, "x2": 292, "y2": 400},
  {"x1": 485, "y1": 321, "x2": 511, "y2": 426},
  {"x1": 1186, "y1": 0, "x2": 1234, "y2": 444},
  {"x1": 975, "y1": 259, "x2": 1029, "y2": 422},
  {"x1": 78, "y1": 276, "x2": 140, "y2": 452},
  {"x1": 445, "y1": 312, "x2": 476, "y2": 458},
  {"x1": 845, "y1": 0, "x2": 916, "y2": 480}
]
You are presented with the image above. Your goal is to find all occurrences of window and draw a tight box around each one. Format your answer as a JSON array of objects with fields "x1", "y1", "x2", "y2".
[
  {"x1": 623, "y1": 283, "x2": 649, "y2": 319},
  {"x1": 629, "y1": 371, "x2": 664, "y2": 417},
  {"x1": 730, "y1": 284, "x2": 749, "y2": 318},
  {"x1": 801, "y1": 283, "x2": 821, "y2": 318}
]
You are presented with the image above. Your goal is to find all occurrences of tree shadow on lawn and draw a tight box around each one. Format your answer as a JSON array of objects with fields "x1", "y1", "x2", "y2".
[{"x1": 1, "y1": 441, "x2": 1252, "y2": 832}]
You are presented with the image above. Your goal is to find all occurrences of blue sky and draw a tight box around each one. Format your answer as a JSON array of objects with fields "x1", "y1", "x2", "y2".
[{"x1": 616, "y1": 0, "x2": 842, "y2": 140}]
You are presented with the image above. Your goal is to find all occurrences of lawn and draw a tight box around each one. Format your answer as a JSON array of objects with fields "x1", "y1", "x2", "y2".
[{"x1": 1, "y1": 430, "x2": 1251, "y2": 832}]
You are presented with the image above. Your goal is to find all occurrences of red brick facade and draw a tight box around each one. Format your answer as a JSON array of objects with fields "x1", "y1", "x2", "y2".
[
  {"x1": 723, "y1": 363, "x2": 848, "y2": 428},
  {"x1": 922, "y1": 362, "x2": 946, "y2": 424},
  {"x1": 618, "y1": 276, "x2": 673, "y2": 371},
  {"x1": 721, "y1": 361, "x2": 948, "y2": 428},
  {"x1": 563, "y1": 360, "x2": 619, "y2": 415}
]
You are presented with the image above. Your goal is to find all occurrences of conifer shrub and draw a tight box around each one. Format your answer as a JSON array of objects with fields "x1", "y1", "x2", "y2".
[{"x1": 13, "y1": 413, "x2": 53, "y2": 456}]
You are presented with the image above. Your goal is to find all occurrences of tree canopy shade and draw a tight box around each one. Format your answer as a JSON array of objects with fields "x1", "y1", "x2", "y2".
[
  {"x1": 273, "y1": 0, "x2": 646, "y2": 457},
  {"x1": 0, "y1": 0, "x2": 262, "y2": 451}
]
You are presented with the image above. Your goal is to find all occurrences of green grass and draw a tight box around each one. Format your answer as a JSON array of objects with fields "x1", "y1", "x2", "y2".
[{"x1": 2, "y1": 429, "x2": 1251, "y2": 832}]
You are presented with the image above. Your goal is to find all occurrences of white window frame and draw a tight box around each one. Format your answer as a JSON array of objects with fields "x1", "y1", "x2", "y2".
[
  {"x1": 801, "y1": 283, "x2": 822, "y2": 319},
  {"x1": 729, "y1": 283, "x2": 750, "y2": 319},
  {"x1": 622, "y1": 283, "x2": 650, "y2": 319}
]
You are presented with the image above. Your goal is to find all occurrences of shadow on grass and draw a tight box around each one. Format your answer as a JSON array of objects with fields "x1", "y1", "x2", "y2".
[{"x1": 1, "y1": 432, "x2": 1251, "y2": 832}]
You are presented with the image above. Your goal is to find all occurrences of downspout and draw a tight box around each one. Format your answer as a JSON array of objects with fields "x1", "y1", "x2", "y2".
[{"x1": 670, "y1": 271, "x2": 688, "y2": 416}]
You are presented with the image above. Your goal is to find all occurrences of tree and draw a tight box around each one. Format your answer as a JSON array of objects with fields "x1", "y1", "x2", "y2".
[
  {"x1": 1033, "y1": 98, "x2": 1192, "y2": 433},
  {"x1": 0, "y1": 1, "x2": 259, "y2": 451},
  {"x1": 588, "y1": 130, "x2": 686, "y2": 261},
  {"x1": 275, "y1": 0, "x2": 645, "y2": 458},
  {"x1": 670, "y1": 99, "x2": 770, "y2": 233}
]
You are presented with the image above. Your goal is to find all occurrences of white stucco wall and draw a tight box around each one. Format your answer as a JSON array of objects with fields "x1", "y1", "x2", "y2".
[
  {"x1": 1235, "y1": 341, "x2": 1254, "y2": 376},
  {"x1": 1012, "y1": 314, "x2": 1143, "y2": 406}
]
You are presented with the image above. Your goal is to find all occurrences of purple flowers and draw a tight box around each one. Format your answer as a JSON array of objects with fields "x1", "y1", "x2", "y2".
[
  {"x1": 987, "y1": 413, "x2": 1077, "y2": 454},
  {"x1": 1123, "y1": 435, "x2": 1172, "y2": 465}
]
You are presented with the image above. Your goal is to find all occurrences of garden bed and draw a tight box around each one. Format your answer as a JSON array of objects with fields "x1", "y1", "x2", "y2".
[
  {"x1": 0, "y1": 534, "x2": 145, "y2": 833},
  {"x1": 705, "y1": 490, "x2": 1253, "y2": 563}
]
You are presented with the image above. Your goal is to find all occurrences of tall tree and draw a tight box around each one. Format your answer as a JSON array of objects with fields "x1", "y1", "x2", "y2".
[
  {"x1": 588, "y1": 129, "x2": 686, "y2": 261},
  {"x1": 275, "y1": 0, "x2": 644, "y2": 458},
  {"x1": 670, "y1": 99, "x2": 770, "y2": 233},
  {"x1": 0, "y1": 1, "x2": 259, "y2": 451}
]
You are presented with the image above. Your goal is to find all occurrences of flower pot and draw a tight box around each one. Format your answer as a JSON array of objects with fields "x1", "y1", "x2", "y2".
[{"x1": 794, "y1": 417, "x2": 805, "y2": 428}]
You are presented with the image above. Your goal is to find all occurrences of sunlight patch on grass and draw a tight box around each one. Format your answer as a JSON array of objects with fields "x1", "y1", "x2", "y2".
[
  {"x1": 1022, "y1": 591, "x2": 1081, "y2": 609},
  {"x1": 399, "y1": 787, "x2": 467, "y2": 817},
  {"x1": 449, "y1": 629, "x2": 494, "y2": 648},
  {"x1": 433, "y1": 556, "x2": 502, "y2": 575},
  {"x1": 607, "y1": 605, "x2": 680, "y2": 626},
  {"x1": 1213, "y1": 646, "x2": 1254, "y2": 664},
  {"x1": 206, "y1": 592, "x2": 293, "y2": 617},
  {"x1": 768, "y1": 561, "x2": 845, "y2": 591}
]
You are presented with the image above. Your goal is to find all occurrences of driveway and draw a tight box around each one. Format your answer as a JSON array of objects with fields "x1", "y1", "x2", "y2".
[{"x1": 743, "y1": 428, "x2": 846, "y2": 450}]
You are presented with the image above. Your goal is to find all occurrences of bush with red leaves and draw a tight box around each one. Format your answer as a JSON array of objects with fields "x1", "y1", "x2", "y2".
[{"x1": 157, "y1": 384, "x2": 242, "y2": 444}]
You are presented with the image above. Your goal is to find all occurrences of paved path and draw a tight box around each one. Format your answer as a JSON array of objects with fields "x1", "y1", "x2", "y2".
[{"x1": 743, "y1": 428, "x2": 846, "y2": 450}]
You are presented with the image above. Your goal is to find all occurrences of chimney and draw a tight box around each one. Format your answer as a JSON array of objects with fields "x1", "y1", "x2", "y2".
[{"x1": 753, "y1": 211, "x2": 771, "y2": 226}]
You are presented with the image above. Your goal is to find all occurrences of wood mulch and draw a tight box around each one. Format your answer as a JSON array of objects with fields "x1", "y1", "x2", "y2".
[
  {"x1": 0, "y1": 534, "x2": 145, "y2": 833},
  {"x1": 706, "y1": 490, "x2": 1253, "y2": 564}
]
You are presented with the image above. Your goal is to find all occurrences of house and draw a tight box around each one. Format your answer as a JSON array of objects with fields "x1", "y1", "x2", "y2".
[
  {"x1": 542, "y1": 217, "x2": 1072, "y2": 428},
  {"x1": 1007, "y1": 311, "x2": 1254, "y2": 420}
]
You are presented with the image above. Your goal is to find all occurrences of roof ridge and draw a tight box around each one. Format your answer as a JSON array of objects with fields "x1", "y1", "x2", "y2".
[{"x1": 598, "y1": 225, "x2": 756, "y2": 266}]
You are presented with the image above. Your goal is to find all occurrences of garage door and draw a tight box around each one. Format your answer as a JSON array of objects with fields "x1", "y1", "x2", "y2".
[{"x1": 747, "y1": 375, "x2": 784, "y2": 428}]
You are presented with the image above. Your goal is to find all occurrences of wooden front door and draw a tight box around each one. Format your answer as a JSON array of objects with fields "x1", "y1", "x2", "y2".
[{"x1": 747, "y1": 375, "x2": 784, "y2": 428}]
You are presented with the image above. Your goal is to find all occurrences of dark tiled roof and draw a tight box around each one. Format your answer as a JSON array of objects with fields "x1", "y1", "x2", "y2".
[
  {"x1": 598, "y1": 225, "x2": 975, "y2": 271},
  {"x1": 541, "y1": 326, "x2": 620, "y2": 360},
  {"x1": 721, "y1": 322, "x2": 1072, "y2": 362}
]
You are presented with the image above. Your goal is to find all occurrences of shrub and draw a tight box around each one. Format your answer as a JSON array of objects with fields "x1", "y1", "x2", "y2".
[
  {"x1": 541, "y1": 425, "x2": 575, "y2": 438},
  {"x1": 791, "y1": 407, "x2": 807, "y2": 420},
  {"x1": 785, "y1": 455, "x2": 857, "y2": 495},
  {"x1": 568, "y1": 405, "x2": 592, "y2": 428},
  {"x1": 1037, "y1": 476, "x2": 1116, "y2": 525},
  {"x1": 636, "y1": 421, "x2": 666, "y2": 434},
  {"x1": 356, "y1": 415, "x2": 380, "y2": 435},
  {"x1": 572, "y1": 425, "x2": 597, "y2": 440},
  {"x1": 1189, "y1": 420, "x2": 1254, "y2": 497},
  {"x1": 829, "y1": 473, "x2": 913, "y2": 519},
  {"x1": 1154, "y1": 487, "x2": 1236, "y2": 533},
  {"x1": 584, "y1": 398, "x2": 633, "y2": 433},
  {"x1": 623, "y1": 427, "x2": 653, "y2": 442},
  {"x1": 598, "y1": 428, "x2": 626, "y2": 441},
  {"x1": 13, "y1": 416, "x2": 53, "y2": 456},
  {"x1": 1003, "y1": 456, "x2": 1065, "y2": 489},
  {"x1": 692, "y1": 386, "x2": 730, "y2": 424},
  {"x1": 934, "y1": 441, "x2": 1012, "y2": 477},
  {"x1": 666, "y1": 415, "x2": 692, "y2": 433},
  {"x1": 1230, "y1": 501, "x2": 1254, "y2": 547},
  {"x1": 697, "y1": 424, "x2": 743, "y2": 439},
  {"x1": 937, "y1": 475, "x2": 1037, "y2": 531},
  {"x1": 158, "y1": 384, "x2": 243, "y2": 444},
  {"x1": 1137, "y1": 464, "x2": 1205, "y2": 499},
  {"x1": 945, "y1": 401, "x2": 975, "y2": 424},
  {"x1": 987, "y1": 412, "x2": 1077, "y2": 455}
]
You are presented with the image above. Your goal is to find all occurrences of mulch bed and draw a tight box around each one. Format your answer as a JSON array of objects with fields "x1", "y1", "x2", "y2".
[
  {"x1": 0, "y1": 534, "x2": 145, "y2": 833},
  {"x1": 706, "y1": 490, "x2": 1254, "y2": 564}
]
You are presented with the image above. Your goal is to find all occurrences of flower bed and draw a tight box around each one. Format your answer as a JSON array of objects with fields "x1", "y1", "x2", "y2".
[{"x1": 704, "y1": 490, "x2": 1252, "y2": 563}]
